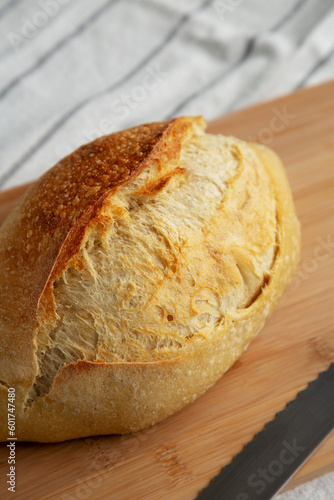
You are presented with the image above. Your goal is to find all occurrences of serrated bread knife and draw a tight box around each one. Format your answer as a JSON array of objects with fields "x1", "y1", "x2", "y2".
[{"x1": 196, "y1": 363, "x2": 334, "y2": 500}]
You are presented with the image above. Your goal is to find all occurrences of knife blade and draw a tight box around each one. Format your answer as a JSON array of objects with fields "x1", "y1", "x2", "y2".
[{"x1": 196, "y1": 362, "x2": 334, "y2": 500}]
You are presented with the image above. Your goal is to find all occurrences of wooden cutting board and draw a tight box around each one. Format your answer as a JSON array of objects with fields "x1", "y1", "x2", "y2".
[{"x1": 0, "y1": 82, "x2": 333, "y2": 500}]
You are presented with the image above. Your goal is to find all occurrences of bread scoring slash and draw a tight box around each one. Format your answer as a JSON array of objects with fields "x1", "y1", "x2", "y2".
[{"x1": 0, "y1": 117, "x2": 300, "y2": 442}]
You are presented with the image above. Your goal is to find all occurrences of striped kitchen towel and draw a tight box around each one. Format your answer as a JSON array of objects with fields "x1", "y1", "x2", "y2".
[{"x1": 0, "y1": 0, "x2": 333, "y2": 191}]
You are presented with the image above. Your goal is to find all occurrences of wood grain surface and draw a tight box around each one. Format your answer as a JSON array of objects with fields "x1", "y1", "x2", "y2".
[{"x1": 0, "y1": 81, "x2": 333, "y2": 500}]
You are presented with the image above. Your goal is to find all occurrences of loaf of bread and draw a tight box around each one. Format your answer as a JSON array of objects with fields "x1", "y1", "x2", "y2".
[{"x1": 0, "y1": 117, "x2": 300, "y2": 442}]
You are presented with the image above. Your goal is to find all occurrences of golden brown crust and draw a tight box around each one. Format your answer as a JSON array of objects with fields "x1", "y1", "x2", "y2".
[
  {"x1": 0, "y1": 117, "x2": 200, "y2": 388},
  {"x1": 0, "y1": 117, "x2": 300, "y2": 442},
  {"x1": 0, "y1": 117, "x2": 194, "y2": 306}
]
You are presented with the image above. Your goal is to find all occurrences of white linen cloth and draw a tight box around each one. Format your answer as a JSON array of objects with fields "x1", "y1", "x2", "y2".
[{"x1": 0, "y1": 1, "x2": 333, "y2": 497}]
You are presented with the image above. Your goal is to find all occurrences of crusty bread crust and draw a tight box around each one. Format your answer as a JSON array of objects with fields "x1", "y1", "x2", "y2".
[{"x1": 0, "y1": 117, "x2": 300, "y2": 442}]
